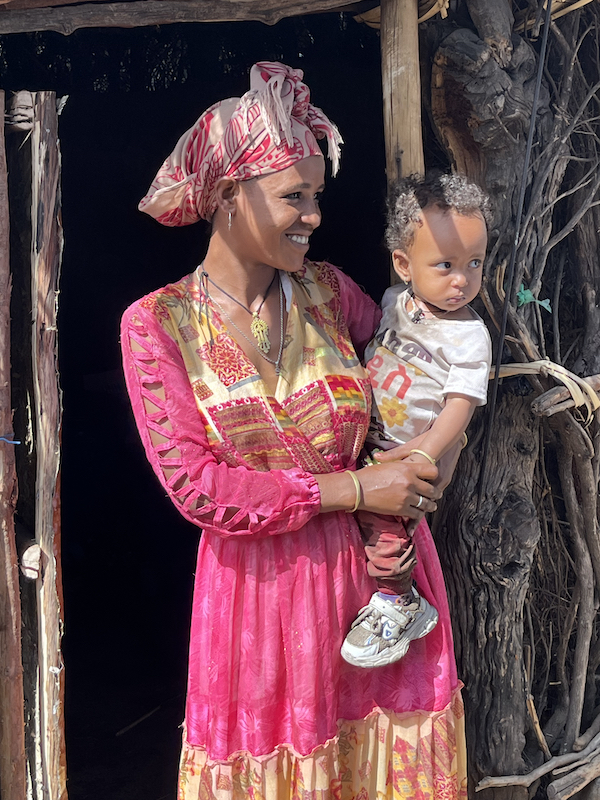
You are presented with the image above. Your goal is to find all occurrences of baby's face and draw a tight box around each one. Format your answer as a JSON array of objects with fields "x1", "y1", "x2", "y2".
[{"x1": 392, "y1": 205, "x2": 487, "y2": 313}]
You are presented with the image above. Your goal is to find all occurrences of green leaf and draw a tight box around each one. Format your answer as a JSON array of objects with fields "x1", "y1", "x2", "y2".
[
  {"x1": 516, "y1": 283, "x2": 552, "y2": 312},
  {"x1": 517, "y1": 284, "x2": 535, "y2": 307}
]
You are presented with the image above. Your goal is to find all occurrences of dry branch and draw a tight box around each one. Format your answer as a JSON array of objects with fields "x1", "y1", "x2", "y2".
[
  {"x1": 476, "y1": 733, "x2": 600, "y2": 791},
  {"x1": 548, "y1": 751, "x2": 600, "y2": 800},
  {"x1": 574, "y1": 713, "x2": 600, "y2": 753},
  {"x1": 30, "y1": 92, "x2": 66, "y2": 800},
  {"x1": 532, "y1": 374, "x2": 600, "y2": 416},
  {"x1": 556, "y1": 427, "x2": 595, "y2": 748}
]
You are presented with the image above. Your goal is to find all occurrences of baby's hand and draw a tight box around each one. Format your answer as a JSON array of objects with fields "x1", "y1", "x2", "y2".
[
  {"x1": 404, "y1": 452, "x2": 434, "y2": 470},
  {"x1": 373, "y1": 433, "x2": 428, "y2": 463}
]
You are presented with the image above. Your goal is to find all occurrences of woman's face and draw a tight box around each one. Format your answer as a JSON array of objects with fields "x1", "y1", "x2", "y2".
[{"x1": 233, "y1": 155, "x2": 325, "y2": 273}]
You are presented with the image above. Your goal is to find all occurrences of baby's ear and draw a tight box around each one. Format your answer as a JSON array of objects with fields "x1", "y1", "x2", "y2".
[{"x1": 392, "y1": 250, "x2": 411, "y2": 283}]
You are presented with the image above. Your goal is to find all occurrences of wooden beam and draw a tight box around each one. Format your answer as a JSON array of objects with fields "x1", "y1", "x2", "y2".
[
  {"x1": 0, "y1": 89, "x2": 27, "y2": 800},
  {"x1": 380, "y1": 0, "x2": 424, "y2": 186},
  {"x1": 30, "y1": 92, "x2": 66, "y2": 800},
  {"x1": 1, "y1": 0, "x2": 374, "y2": 11},
  {"x1": 0, "y1": 0, "x2": 364, "y2": 34}
]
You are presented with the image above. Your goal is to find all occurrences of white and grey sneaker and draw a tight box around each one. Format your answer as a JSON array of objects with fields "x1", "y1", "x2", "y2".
[{"x1": 341, "y1": 587, "x2": 438, "y2": 668}]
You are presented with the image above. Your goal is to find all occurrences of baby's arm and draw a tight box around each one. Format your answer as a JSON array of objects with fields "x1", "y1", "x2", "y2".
[
  {"x1": 402, "y1": 395, "x2": 475, "y2": 534},
  {"x1": 405, "y1": 393, "x2": 476, "y2": 467}
]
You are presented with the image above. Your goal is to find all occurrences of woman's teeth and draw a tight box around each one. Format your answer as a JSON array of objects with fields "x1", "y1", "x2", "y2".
[{"x1": 287, "y1": 235, "x2": 309, "y2": 245}]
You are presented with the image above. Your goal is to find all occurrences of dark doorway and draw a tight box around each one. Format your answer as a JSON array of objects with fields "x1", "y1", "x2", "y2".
[{"x1": 2, "y1": 16, "x2": 387, "y2": 799}]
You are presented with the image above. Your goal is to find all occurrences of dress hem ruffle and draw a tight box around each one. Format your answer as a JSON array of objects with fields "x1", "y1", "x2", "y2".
[{"x1": 178, "y1": 687, "x2": 468, "y2": 800}]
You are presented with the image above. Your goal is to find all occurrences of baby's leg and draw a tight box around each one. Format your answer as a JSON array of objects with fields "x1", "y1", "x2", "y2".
[
  {"x1": 341, "y1": 512, "x2": 438, "y2": 668},
  {"x1": 358, "y1": 511, "x2": 416, "y2": 596}
]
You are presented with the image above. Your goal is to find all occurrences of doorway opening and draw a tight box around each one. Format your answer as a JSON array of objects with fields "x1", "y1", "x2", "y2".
[{"x1": 3, "y1": 16, "x2": 387, "y2": 798}]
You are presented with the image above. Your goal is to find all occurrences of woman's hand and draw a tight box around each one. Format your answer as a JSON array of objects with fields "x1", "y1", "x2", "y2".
[
  {"x1": 316, "y1": 458, "x2": 440, "y2": 517},
  {"x1": 374, "y1": 433, "x2": 464, "y2": 494},
  {"x1": 356, "y1": 460, "x2": 440, "y2": 517}
]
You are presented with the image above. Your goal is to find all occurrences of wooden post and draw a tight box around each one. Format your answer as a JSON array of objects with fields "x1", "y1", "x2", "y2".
[
  {"x1": 0, "y1": 89, "x2": 28, "y2": 800},
  {"x1": 8, "y1": 90, "x2": 67, "y2": 800},
  {"x1": 30, "y1": 91, "x2": 66, "y2": 800},
  {"x1": 380, "y1": 0, "x2": 424, "y2": 185},
  {"x1": 380, "y1": 0, "x2": 424, "y2": 283}
]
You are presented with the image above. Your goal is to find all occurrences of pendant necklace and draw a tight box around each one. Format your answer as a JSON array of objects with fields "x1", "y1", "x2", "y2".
[
  {"x1": 198, "y1": 266, "x2": 285, "y2": 375},
  {"x1": 206, "y1": 271, "x2": 277, "y2": 354}
]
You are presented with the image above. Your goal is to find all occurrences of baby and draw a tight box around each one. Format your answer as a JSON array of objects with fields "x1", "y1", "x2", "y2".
[{"x1": 342, "y1": 172, "x2": 492, "y2": 669}]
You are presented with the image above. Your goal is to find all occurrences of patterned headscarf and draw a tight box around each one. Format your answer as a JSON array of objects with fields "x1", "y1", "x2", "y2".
[{"x1": 138, "y1": 62, "x2": 343, "y2": 226}]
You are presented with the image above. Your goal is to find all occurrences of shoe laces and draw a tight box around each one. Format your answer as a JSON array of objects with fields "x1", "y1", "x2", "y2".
[{"x1": 357, "y1": 607, "x2": 390, "y2": 638}]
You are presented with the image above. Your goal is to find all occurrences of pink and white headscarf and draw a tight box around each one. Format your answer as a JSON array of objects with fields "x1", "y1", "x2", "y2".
[{"x1": 138, "y1": 61, "x2": 343, "y2": 226}]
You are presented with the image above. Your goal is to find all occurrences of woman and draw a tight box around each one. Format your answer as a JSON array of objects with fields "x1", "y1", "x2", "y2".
[{"x1": 122, "y1": 62, "x2": 466, "y2": 800}]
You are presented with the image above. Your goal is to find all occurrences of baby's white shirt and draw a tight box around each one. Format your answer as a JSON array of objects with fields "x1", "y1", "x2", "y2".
[{"x1": 365, "y1": 285, "x2": 492, "y2": 446}]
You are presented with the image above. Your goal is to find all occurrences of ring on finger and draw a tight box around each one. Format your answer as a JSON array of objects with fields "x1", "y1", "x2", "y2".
[{"x1": 416, "y1": 495, "x2": 424, "y2": 509}]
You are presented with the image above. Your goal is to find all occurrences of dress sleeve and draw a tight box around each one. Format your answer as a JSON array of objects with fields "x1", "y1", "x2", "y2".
[
  {"x1": 329, "y1": 265, "x2": 381, "y2": 359},
  {"x1": 121, "y1": 302, "x2": 322, "y2": 539}
]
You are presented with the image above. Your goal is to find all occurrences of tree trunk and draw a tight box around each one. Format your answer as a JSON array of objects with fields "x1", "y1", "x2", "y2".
[
  {"x1": 427, "y1": 4, "x2": 555, "y2": 792},
  {"x1": 424, "y1": 3, "x2": 600, "y2": 797},
  {"x1": 431, "y1": 394, "x2": 540, "y2": 793}
]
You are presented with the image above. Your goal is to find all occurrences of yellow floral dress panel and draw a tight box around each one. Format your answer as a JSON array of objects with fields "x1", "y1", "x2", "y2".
[{"x1": 178, "y1": 690, "x2": 468, "y2": 800}]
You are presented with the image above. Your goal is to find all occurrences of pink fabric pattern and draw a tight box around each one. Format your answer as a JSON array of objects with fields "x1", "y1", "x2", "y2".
[
  {"x1": 138, "y1": 62, "x2": 343, "y2": 225},
  {"x1": 121, "y1": 262, "x2": 461, "y2": 768}
]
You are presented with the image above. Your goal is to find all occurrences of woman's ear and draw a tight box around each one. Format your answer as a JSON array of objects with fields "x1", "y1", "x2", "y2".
[
  {"x1": 214, "y1": 177, "x2": 240, "y2": 215},
  {"x1": 392, "y1": 250, "x2": 411, "y2": 283}
]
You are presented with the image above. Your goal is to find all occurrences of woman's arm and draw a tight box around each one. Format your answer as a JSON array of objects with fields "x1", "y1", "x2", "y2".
[
  {"x1": 331, "y1": 264, "x2": 382, "y2": 358},
  {"x1": 316, "y1": 459, "x2": 439, "y2": 516},
  {"x1": 122, "y1": 303, "x2": 323, "y2": 539}
]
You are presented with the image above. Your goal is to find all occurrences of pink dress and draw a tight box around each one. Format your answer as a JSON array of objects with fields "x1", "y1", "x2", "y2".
[{"x1": 121, "y1": 261, "x2": 467, "y2": 800}]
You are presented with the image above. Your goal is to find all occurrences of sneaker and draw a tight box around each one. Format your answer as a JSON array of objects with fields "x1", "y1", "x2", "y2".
[{"x1": 340, "y1": 587, "x2": 438, "y2": 668}]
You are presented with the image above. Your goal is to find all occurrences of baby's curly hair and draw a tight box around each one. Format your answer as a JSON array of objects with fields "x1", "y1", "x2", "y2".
[{"x1": 385, "y1": 172, "x2": 492, "y2": 253}]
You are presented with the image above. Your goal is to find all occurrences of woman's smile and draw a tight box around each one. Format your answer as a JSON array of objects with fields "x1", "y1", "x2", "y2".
[
  {"x1": 286, "y1": 233, "x2": 311, "y2": 246},
  {"x1": 236, "y1": 155, "x2": 325, "y2": 272}
]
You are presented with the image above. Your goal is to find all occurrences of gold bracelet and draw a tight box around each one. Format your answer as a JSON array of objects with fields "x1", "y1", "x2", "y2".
[
  {"x1": 409, "y1": 449, "x2": 437, "y2": 466},
  {"x1": 346, "y1": 470, "x2": 362, "y2": 513}
]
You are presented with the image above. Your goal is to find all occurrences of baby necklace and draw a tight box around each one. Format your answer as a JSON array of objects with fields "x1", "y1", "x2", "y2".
[{"x1": 407, "y1": 287, "x2": 451, "y2": 323}]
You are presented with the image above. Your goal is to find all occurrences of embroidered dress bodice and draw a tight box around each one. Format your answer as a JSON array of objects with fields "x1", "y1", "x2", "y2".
[{"x1": 124, "y1": 262, "x2": 374, "y2": 538}]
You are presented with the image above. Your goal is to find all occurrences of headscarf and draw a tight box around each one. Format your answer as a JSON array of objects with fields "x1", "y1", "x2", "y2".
[{"x1": 138, "y1": 61, "x2": 343, "y2": 226}]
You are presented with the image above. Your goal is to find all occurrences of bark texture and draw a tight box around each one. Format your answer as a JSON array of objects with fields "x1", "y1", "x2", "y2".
[{"x1": 432, "y1": 395, "x2": 540, "y2": 791}]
